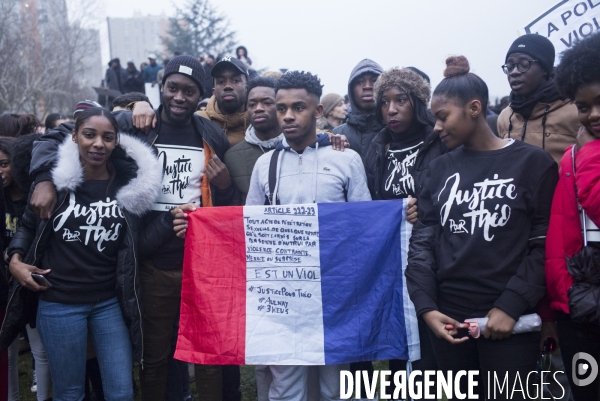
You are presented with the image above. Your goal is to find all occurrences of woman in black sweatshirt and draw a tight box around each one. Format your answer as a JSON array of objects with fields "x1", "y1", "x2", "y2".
[
  {"x1": 406, "y1": 56, "x2": 558, "y2": 400},
  {"x1": 2, "y1": 108, "x2": 162, "y2": 400}
]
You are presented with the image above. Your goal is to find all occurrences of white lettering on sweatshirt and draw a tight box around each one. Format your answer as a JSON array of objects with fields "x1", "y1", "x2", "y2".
[
  {"x1": 53, "y1": 192, "x2": 124, "y2": 252},
  {"x1": 438, "y1": 173, "x2": 517, "y2": 241}
]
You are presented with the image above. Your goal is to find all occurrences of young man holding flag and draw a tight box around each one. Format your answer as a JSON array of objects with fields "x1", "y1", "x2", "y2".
[{"x1": 246, "y1": 71, "x2": 371, "y2": 401}]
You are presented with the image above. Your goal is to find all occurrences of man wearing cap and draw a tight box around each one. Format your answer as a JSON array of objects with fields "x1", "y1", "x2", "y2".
[
  {"x1": 143, "y1": 53, "x2": 163, "y2": 85},
  {"x1": 333, "y1": 59, "x2": 384, "y2": 161},
  {"x1": 197, "y1": 56, "x2": 250, "y2": 146},
  {"x1": 25, "y1": 55, "x2": 233, "y2": 401},
  {"x1": 498, "y1": 34, "x2": 579, "y2": 163}
]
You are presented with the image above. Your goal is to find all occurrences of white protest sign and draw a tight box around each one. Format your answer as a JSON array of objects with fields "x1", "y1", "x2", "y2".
[
  {"x1": 243, "y1": 205, "x2": 324, "y2": 364},
  {"x1": 145, "y1": 82, "x2": 161, "y2": 107},
  {"x1": 522, "y1": 0, "x2": 600, "y2": 62}
]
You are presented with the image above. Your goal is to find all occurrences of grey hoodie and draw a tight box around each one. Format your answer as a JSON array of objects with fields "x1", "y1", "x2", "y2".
[
  {"x1": 333, "y1": 59, "x2": 384, "y2": 161},
  {"x1": 246, "y1": 134, "x2": 371, "y2": 206}
]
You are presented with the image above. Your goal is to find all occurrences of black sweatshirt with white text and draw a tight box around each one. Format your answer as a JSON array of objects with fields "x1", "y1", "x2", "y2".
[{"x1": 406, "y1": 140, "x2": 558, "y2": 321}]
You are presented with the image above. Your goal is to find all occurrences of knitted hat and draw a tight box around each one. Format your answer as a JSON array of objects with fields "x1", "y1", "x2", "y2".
[
  {"x1": 373, "y1": 67, "x2": 431, "y2": 106},
  {"x1": 162, "y1": 55, "x2": 206, "y2": 97},
  {"x1": 506, "y1": 34, "x2": 555, "y2": 74},
  {"x1": 73, "y1": 100, "x2": 102, "y2": 118},
  {"x1": 321, "y1": 93, "x2": 344, "y2": 117}
]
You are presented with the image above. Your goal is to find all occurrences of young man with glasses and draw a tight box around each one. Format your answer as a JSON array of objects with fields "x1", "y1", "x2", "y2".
[{"x1": 497, "y1": 34, "x2": 580, "y2": 163}]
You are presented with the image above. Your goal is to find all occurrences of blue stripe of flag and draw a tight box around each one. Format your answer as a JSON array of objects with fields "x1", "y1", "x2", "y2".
[{"x1": 318, "y1": 200, "x2": 409, "y2": 365}]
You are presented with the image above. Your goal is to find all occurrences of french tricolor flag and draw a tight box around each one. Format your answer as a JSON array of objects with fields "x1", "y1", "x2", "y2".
[{"x1": 175, "y1": 200, "x2": 419, "y2": 365}]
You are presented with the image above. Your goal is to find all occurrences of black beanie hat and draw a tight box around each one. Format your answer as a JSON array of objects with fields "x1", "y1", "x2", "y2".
[
  {"x1": 506, "y1": 34, "x2": 555, "y2": 74},
  {"x1": 162, "y1": 55, "x2": 206, "y2": 97}
]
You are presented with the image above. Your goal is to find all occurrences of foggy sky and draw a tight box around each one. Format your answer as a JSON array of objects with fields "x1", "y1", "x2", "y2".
[{"x1": 99, "y1": 0, "x2": 556, "y2": 101}]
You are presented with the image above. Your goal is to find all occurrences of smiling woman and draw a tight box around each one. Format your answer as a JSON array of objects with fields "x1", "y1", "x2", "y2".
[
  {"x1": 2, "y1": 107, "x2": 163, "y2": 401},
  {"x1": 544, "y1": 31, "x2": 600, "y2": 401},
  {"x1": 72, "y1": 113, "x2": 118, "y2": 179}
]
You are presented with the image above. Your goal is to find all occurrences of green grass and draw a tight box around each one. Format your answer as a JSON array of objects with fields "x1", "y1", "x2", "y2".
[
  {"x1": 15, "y1": 351, "x2": 258, "y2": 401},
  {"x1": 17, "y1": 354, "x2": 446, "y2": 401}
]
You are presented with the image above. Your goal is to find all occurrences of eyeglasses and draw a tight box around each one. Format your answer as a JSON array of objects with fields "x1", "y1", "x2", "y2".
[{"x1": 501, "y1": 60, "x2": 540, "y2": 74}]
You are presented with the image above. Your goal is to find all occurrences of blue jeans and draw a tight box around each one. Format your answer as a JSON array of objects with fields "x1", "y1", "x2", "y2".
[{"x1": 37, "y1": 297, "x2": 134, "y2": 401}]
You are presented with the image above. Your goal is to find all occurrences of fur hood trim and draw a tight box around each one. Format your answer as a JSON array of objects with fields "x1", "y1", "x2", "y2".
[
  {"x1": 373, "y1": 67, "x2": 431, "y2": 106},
  {"x1": 51, "y1": 133, "x2": 162, "y2": 216}
]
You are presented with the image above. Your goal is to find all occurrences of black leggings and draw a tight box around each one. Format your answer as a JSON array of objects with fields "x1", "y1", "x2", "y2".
[
  {"x1": 556, "y1": 313, "x2": 600, "y2": 401},
  {"x1": 429, "y1": 330, "x2": 540, "y2": 400}
]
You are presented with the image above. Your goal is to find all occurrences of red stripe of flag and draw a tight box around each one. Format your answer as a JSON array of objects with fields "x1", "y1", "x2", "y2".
[{"x1": 175, "y1": 206, "x2": 246, "y2": 365}]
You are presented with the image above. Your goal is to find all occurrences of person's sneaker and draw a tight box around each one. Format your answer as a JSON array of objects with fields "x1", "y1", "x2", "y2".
[{"x1": 31, "y1": 370, "x2": 37, "y2": 392}]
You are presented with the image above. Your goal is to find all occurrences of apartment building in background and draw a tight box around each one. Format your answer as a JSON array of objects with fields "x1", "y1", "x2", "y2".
[{"x1": 107, "y1": 14, "x2": 170, "y2": 67}]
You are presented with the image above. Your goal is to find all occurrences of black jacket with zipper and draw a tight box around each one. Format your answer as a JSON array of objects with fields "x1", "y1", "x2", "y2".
[
  {"x1": 365, "y1": 124, "x2": 447, "y2": 200},
  {"x1": 0, "y1": 134, "x2": 163, "y2": 363}
]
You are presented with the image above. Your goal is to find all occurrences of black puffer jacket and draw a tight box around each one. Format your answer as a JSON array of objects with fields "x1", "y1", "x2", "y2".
[
  {"x1": 333, "y1": 58, "x2": 384, "y2": 161},
  {"x1": 0, "y1": 134, "x2": 163, "y2": 363},
  {"x1": 365, "y1": 124, "x2": 447, "y2": 200}
]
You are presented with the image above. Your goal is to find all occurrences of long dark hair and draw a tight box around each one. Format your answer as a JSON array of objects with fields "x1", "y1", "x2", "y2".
[
  {"x1": 9, "y1": 134, "x2": 41, "y2": 193},
  {"x1": 0, "y1": 113, "x2": 40, "y2": 137},
  {"x1": 236, "y1": 46, "x2": 248, "y2": 58}
]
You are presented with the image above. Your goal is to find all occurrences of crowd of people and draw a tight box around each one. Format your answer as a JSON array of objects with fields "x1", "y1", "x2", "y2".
[
  {"x1": 0, "y1": 31, "x2": 598, "y2": 401},
  {"x1": 101, "y1": 46, "x2": 257, "y2": 109}
]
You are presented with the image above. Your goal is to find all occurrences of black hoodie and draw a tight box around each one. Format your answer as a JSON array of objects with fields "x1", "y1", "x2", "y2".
[{"x1": 333, "y1": 59, "x2": 384, "y2": 161}]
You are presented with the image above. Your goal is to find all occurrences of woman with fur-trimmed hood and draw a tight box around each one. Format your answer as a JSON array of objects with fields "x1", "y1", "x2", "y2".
[
  {"x1": 365, "y1": 67, "x2": 447, "y2": 203},
  {"x1": 0, "y1": 108, "x2": 163, "y2": 400},
  {"x1": 363, "y1": 66, "x2": 445, "y2": 395}
]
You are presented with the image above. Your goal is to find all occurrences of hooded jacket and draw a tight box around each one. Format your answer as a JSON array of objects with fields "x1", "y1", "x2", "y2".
[
  {"x1": 122, "y1": 67, "x2": 145, "y2": 94},
  {"x1": 333, "y1": 59, "x2": 384, "y2": 161},
  {"x1": 0, "y1": 134, "x2": 163, "y2": 362},
  {"x1": 543, "y1": 140, "x2": 600, "y2": 318},
  {"x1": 365, "y1": 124, "x2": 447, "y2": 200},
  {"x1": 245, "y1": 134, "x2": 371, "y2": 206},
  {"x1": 197, "y1": 96, "x2": 249, "y2": 146},
  {"x1": 224, "y1": 125, "x2": 283, "y2": 205},
  {"x1": 105, "y1": 64, "x2": 128, "y2": 93},
  {"x1": 498, "y1": 98, "x2": 579, "y2": 164}
]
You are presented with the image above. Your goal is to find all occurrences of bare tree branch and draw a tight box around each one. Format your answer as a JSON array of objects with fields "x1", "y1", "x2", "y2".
[
  {"x1": 0, "y1": 0, "x2": 100, "y2": 118},
  {"x1": 162, "y1": 0, "x2": 237, "y2": 58}
]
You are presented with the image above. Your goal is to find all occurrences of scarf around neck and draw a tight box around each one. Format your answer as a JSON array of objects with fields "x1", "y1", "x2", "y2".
[{"x1": 509, "y1": 78, "x2": 562, "y2": 120}]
